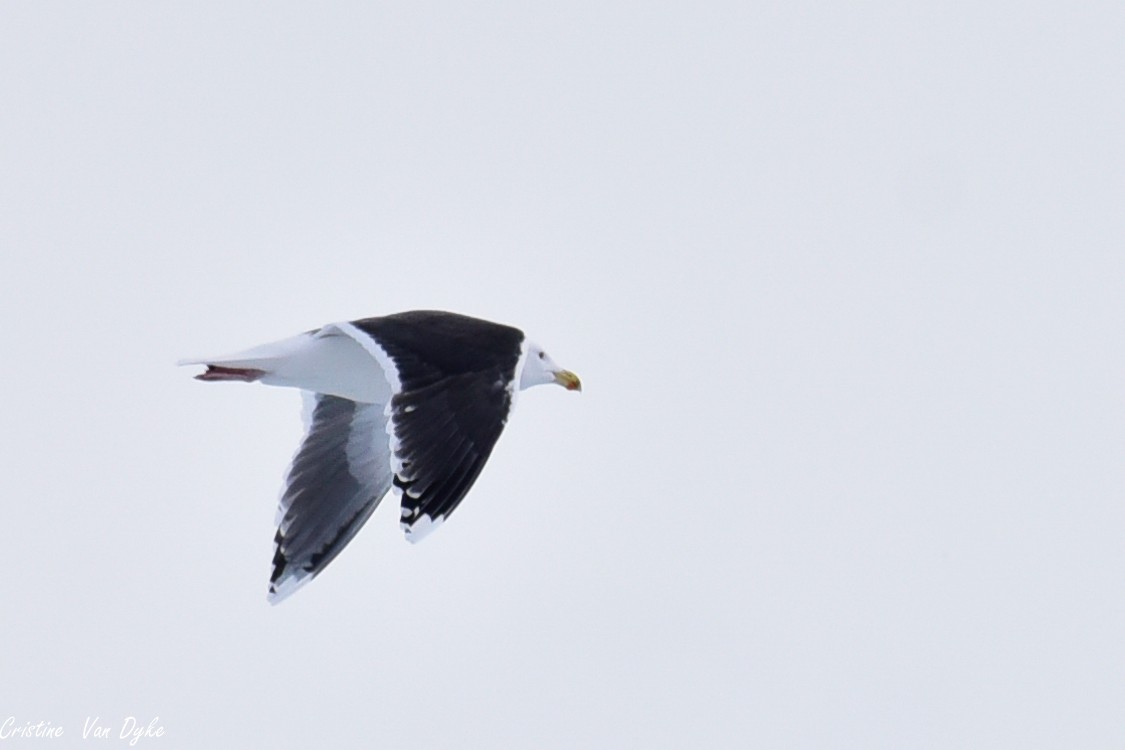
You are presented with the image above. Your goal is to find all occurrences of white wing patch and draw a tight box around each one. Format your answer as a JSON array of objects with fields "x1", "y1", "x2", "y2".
[{"x1": 402, "y1": 513, "x2": 445, "y2": 544}]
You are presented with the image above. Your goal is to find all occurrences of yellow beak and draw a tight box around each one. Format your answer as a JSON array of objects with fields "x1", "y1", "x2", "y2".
[{"x1": 553, "y1": 369, "x2": 582, "y2": 392}]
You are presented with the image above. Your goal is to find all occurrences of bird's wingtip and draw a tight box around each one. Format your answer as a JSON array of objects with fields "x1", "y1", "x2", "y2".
[
  {"x1": 402, "y1": 513, "x2": 446, "y2": 544},
  {"x1": 267, "y1": 571, "x2": 313, "y2": 605}
]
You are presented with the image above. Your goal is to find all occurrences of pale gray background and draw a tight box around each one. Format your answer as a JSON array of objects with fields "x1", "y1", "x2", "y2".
[{"x1": 1, "y1": 1, "x2": 1123, "y2": 748}]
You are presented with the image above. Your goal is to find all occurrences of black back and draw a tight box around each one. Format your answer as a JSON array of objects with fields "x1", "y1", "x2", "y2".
[
  {"x1": 352, "y1": 311, "x2": 525, "y2": 532},
  {"x1": 352, "y1": 311, "x2": 524, "y2": 391}
]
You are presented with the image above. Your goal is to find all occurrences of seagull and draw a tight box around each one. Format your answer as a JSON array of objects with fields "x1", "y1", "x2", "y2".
[{"x1": 181, "y1": 310, "x2": 581, "y2": 603}]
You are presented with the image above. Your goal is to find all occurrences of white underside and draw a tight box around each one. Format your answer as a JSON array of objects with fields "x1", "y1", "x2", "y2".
[{"x1": 183, "y1": 326, "x2": 394, "y2": 404}]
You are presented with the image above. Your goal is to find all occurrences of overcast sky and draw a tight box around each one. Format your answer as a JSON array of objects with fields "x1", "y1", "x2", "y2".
[{"x1": 1, "y1": 1, "x2": 1123, "y2": 748}]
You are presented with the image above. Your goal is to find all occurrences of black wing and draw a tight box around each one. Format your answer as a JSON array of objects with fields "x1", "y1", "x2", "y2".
[{"x1": 390, "y1": 370, "x2": 514, "y2": 542}]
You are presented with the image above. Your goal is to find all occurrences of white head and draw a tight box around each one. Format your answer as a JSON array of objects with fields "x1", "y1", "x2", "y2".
[{"x1": 518, "y1": 340, "x2": 582, "y2": 392}]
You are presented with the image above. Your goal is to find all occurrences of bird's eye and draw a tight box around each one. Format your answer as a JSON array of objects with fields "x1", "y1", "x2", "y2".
[{"x1": 538, "y1": 351, "x2": 546, "y2": 359}]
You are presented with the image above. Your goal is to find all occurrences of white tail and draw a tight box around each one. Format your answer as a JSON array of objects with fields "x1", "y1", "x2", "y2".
[{"x1": 180, "y1": 327, "x2": 391, "y2": 404}]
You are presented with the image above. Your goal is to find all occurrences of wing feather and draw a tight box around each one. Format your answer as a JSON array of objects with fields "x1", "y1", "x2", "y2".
[
  {"x1": 268, "y1": 394, "x2": 394, "y2": 603},
  {"x1": 388, "y1": 372, "x2": 514, "y2": 542}
]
